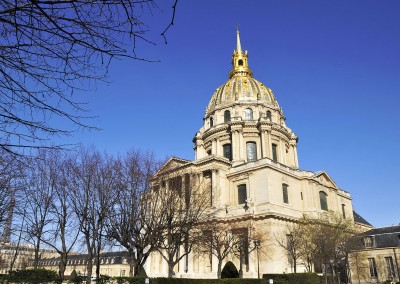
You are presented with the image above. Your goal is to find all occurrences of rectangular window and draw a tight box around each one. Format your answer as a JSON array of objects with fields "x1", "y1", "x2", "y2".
[
  {"x1": 223, "y1": 144, "x2": 232, "y2": 161},
  {"x1": 246, "y1": 142, "x2": 257, "y2": 162},
  {"x1": 237, "y1": 184, "x2": 247, "y2": 205},
  {"x1": 342, "y1": 204, "x2": 346, "y2": 218},
  {"x1": 368, "y1": 258, "x2": 378, "y2": 278},
  {"x1": 385, "y1": 257, "x2": 395, "y2": 278},
  {"x1": 272, "y1": 143, "x2": 278, "y2": 162},
  {"x1": 282, "y1": 184, "x2": 289, "y2": 204}
]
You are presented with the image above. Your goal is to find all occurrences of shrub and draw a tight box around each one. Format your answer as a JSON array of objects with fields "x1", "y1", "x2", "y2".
[
  {"x1": 221, "y1": 261, "x2": 239, "y2": 279},
  {"x1": 112, "y1": 277, "x2": 148, "y2": 284},
  {"x1": 69, "y1": 269, "x2": 84, "y2": 284},
  {"x1": 7, "y1": 269, "x2": 58, "y2": 284}
]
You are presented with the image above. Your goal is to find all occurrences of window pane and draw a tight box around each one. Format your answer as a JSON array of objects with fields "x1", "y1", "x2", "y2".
[
  {"x1": 272, "y1": 144, "x2": 278, "y2": 162},
  {"x1": 319, "y1": 191, "x2": 328, "y2": 211},
  {"x1": 224, "y1": 110, "x2": 231, "y2": 123},
  {"x1": 223, "y1": 144, "x2": 232, "y2": 161},
  {"x1": 368, "y1": 258, "x2": 378, "y2": 277},
  {"x1": 246, "y1": 142, "x2": 257, "y2": 162},
  {"x1": 245, "y1": 108, "x2": 253, "y2": 120},
  {"x1": 238, "y1": 184, "x2": 247, "y2": 205},
  {"x1": 385, "y1": 257, "x2": 395, "y2": 278},
  {"x1": 282, "y1": 184, "x2": 289, "y2": 204}
]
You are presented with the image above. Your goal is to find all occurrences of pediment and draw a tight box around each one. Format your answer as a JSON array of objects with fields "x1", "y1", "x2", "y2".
[
  {"x1": 154, "y1": 157, "x2": 191, "y2": 176},
  {"x1": 312, "y1": 171, "x2": 338, "y2": 189}
]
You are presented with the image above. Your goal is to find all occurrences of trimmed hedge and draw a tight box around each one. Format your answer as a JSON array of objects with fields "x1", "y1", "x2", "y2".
[
  {"x1": 6, "y1": 269, "x2": 58, "y2": 284},
  {"x1": 262, "y1": 273, "x2": 323, "y2": 284},
  {"x1": 112, "y1": 278, "x2": 272, "y2": 284}
]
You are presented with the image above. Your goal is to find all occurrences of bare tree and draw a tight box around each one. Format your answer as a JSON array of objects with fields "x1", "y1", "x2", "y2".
[
  {"x1": 35, "y1": 151, "x2": 81, "y2": 282},
  {"x1": 198, "y1": 223, "x2": 241, "y2": 279},
  {"x1": 300, "y1": 212, "x2": 355, "y2": 284},
  {"x1": 0, "y1": 0, "x2": 178, "y2": 155},
  {"x1": 0, "y1": 150, "x2": 23, "y2": 240},
  {"x1": 275, "y1": 222, "x2": 305, "y2": 273},
  {"x1": 67, "y1": 148, "x2": 117, "y2": 284},
  {"x1": 154, "y1": 171, "x2": 211, "y2": 278},
  {"x1": 107, "y1": 150, "x2": 162, "y2": 276},
  {"x1": 21, "y1": 150, "x2": 56, "y2": 269},
  {"x1": 231, "y1": 222, "x2": 270, "y2": 279}
]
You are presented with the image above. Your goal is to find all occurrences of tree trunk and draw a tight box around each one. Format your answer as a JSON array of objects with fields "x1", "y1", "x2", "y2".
[
  {"x1": 34, "y1": 240, "x2": 41, "y2": 269},
  {"x1": 293, "y1": 259, "x2": 297, "y2": 273},
  {"x1": 86, "y1": 250, "x2": 93, "y2": 284},
  {"x1": 129, "y1": 253, "x2": 134, "y2": 277},
  {"x1": 96, "y1": 254, "x2": 100, "y2": 280},
  {"x1": 217, "y1": 260, "x2": 222, "y2": 279},
  {"x1": 168, "y1": 259, "x2": 175, "y2": 278},
  {"x1": 58, "y1": 252, "x2": 67, "y2": 283}
]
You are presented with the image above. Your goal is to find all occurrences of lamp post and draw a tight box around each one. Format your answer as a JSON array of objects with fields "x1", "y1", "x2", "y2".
[{"x1": 253, "y1": 240, "x2": 260, "y2": 279}]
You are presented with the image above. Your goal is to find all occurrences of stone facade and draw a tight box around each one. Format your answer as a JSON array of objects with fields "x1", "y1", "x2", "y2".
[
  {"x1": 0, "y1": 242, "x2": 57, "y2": 274},
  {"x1": 144, "y1": 31, "x2": 370, "y2": 279},
  {"x1": 28, "y1": 251, "x2": 131, "y2": 278},
  {"x1": 349, "y1": 226, "x2": 400, "y2": 284}
]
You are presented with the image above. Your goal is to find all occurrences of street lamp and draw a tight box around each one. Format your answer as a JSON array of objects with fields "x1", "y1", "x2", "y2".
[{"x1": 253, "y1": 240, "x2": 260, "y2": 279}]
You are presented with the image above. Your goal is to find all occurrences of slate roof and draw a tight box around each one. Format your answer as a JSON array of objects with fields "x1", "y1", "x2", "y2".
[
  {"x1": 359, "y1": 225, "x2": 400, "y2": 248},
  {"x1": 353, "y1": 210, "x2": 372, "y2": 226}
]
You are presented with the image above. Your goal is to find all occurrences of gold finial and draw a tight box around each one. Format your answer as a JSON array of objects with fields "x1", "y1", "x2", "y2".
[{"x1": 229, "y1": 27, "x2": 253, "y2": 79}]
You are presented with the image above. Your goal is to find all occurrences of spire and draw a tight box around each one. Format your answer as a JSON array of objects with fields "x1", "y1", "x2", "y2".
[
  {"x1": 229, "y1": 27, "x2": 253, "y2": 79},
  {"x1": 236, "y1": 26, "x2": 242, "y2": 53}
]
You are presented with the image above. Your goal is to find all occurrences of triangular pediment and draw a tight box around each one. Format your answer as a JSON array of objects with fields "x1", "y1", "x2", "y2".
[
  {"x1": 154, "y1": 157, "x2": 192, "y2": 176},
  {"x1": 312, "y1": 171, "x2": 338, "y2": 189}
]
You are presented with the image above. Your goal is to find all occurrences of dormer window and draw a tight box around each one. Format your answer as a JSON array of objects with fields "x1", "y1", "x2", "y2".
[{"x1": 364, "y1": 236, "x2": 374, "y2": 248}]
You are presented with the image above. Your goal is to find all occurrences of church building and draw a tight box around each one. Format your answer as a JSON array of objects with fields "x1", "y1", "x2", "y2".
[{"x1": 146, "y1": 31, "x2": 370, "y2": 278}]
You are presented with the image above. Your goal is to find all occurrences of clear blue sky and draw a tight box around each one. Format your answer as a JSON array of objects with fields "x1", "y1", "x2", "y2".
[{"x1": 61, "y1": 1, "x2": 400, "y2": 228}]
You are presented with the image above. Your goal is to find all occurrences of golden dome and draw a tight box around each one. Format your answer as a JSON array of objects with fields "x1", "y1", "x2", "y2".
[{"x1": 205, "y1": 30, "x2": 280, "y2": 115}]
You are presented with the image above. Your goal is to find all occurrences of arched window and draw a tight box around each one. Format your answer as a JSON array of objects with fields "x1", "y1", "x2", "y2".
[
  {"x1": 210, "y1": 117, "x2": 214, "y2": 127},
  {"x1": 224, "y1": 110, "x2": 231, "y2": 123},
  {"x1": 282, "y1": 184, "x2": 289, "y2": 204},
  {"x1": 223, "y1": 144, "x2": 232, "y2": 161},
  {"x1": 238, "y1": 59, "x2": 243, "y2": 66},
  {"x1": 245, "y1": 108, "x2": 253, "y2": 120},
  {"x1": 319, "y1": 191, "x2": 328, "y2": 211},
  {"x1": 266, "y1": 111, "x2": 272, "y2": 121},
  {"x1": 246, "y1": 142, "x2": 257, "y2": 162},
  {"x1": 272, "y1": 143, "x2": 278, "y2": 162},
  {"x1": 237, "y1": 184, "x2": 247, "y2": 205}
]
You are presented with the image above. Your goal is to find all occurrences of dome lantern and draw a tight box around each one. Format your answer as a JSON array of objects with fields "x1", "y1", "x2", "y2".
[{"x1": 228, "y1": 28, "x2": 253, "y2": 79}]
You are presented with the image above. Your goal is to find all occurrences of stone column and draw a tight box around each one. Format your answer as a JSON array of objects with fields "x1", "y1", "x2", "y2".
[
  {"x1": 211, "y1": 139, "x2": 217, "y2": 155},
  {"x1": 239, "y1": 130, "x2": 244, "y2": 160},
  {"x1": 260, "y1": 129, "x2": 267, "y2": 158},
  {"x1": 211, "y1": 170, "x2": 218, "y2": 208},
  {"x1": 232, "y1": 130, "x2": 239, "y2": 161}
]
